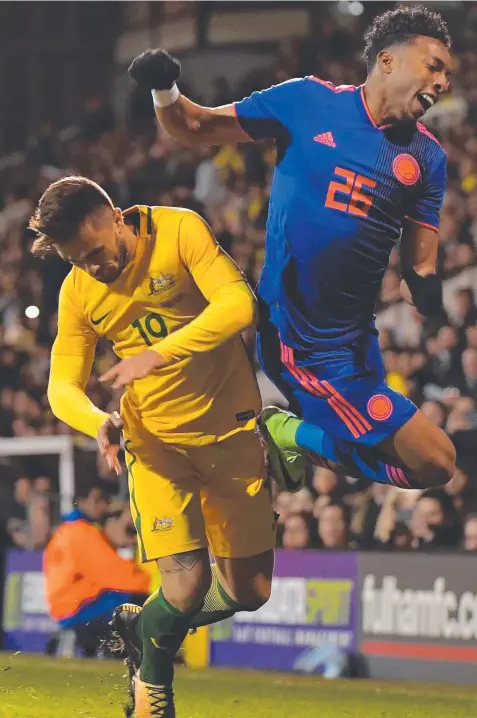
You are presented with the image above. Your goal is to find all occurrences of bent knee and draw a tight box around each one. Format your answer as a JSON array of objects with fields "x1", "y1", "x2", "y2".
[
  {"x1": 160, "y1": 554, "x2": 212, "y2": 613},
  {"x1": 418, "y1": 437, "x2": 456, "y2": 488},
  {"x1": 234, "y1": 580, "x2": 272, "y2": 611},
  {"x1": 165, "y1": 574, "x2": 211, "y2": 613}
]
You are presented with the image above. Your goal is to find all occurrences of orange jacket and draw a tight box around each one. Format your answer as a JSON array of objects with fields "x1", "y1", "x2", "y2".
[{"x1": 43, "y1": 511, "x2": 151, "y2": 621}]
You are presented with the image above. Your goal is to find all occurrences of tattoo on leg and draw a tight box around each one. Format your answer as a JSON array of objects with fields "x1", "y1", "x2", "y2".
[
  {"x1": 161, "y1": 549, "x2": 203, "y2": 575},
  {"x1": 173, "y1": 549, "x2": 202, "y2": 570}
]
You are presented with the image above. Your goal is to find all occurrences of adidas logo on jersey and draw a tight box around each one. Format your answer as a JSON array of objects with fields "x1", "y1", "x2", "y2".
[{"x1": 314, "y1": 132, "x2": 336, "y2": 148}]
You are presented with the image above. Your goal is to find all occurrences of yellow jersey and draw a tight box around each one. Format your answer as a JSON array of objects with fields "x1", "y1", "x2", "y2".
[{"x1": 48, "y1": 206, "x2": 261, "y2": 446}]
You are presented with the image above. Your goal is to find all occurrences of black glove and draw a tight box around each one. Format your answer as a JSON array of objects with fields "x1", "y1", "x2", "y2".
[
  {"x1": 128, "y1": 49, "x2": 181, "y2": 91},
  {"x1": 402, "y1": 267, "x2": 443, "y2": 316}
]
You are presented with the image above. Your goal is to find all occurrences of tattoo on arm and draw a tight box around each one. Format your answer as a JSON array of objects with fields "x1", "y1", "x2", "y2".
[{"x1": 160, "y1": 549, "x2": 203, "y2": 575}]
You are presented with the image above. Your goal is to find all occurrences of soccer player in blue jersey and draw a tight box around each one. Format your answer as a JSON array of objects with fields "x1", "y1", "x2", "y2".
[{"x1": 129, "y1": 5, "x2": 455, "y2": 498}]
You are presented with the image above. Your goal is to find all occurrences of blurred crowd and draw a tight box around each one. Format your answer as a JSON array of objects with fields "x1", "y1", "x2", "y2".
[
  {"x1": 0, "y1": 468, "x2": 139, "y2": 555},
  {"x1": 2, "y1": 5, "x2": 477, "y2": 553}
]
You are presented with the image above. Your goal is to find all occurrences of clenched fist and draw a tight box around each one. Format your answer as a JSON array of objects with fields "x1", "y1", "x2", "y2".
[{"x1": 128, "y1": 49, "x2": 181, "y2": 91}]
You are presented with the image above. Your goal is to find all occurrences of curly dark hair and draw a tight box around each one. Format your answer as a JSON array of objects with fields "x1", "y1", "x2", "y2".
[{"x1": 363, "y1": 4, "x2": 452, "y2": 72}]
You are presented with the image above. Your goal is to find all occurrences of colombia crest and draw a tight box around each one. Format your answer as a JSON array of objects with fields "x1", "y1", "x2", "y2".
[
  {"x1": 393, "y1": 154, "x2": 421, "y2": 186},
  {"x1": 367, "y1": 394, "x2": 393, "y2": 422}
]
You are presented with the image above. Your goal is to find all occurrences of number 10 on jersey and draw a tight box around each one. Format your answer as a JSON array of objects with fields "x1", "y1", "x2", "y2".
[{"x1": 325, "y1": 167, "x2": 376, "y2": 217}]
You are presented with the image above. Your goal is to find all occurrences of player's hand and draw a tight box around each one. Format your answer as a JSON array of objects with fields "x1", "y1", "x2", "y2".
[
  {"x1": 97, "y1": 411, "x2": 123, "y2": 476},
  {"x1": 128, "y1": 49, "x2": 181, "y2": 90},
  {"x1": 99, "y1": 350, "x2": 166, "y2": 390}
]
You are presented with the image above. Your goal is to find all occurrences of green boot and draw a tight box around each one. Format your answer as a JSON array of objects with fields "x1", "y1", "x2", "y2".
[{"x1": 259, "y1": 406, "x2": 309, "y2": 492}]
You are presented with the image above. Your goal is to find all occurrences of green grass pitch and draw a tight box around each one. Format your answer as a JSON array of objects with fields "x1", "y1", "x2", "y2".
[{"x1": 0, "y1": 653, "x2": 475, "y2": 718}]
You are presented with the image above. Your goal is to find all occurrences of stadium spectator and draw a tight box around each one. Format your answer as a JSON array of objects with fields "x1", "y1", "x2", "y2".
[
  {"x1": 4, "y1": 476, "x2": 33, "y2": 549},
  {"x1": 409, "y1": 489, "x2": 461, "y2": 550},
  {"x1": 27, "y1": 478, "x2": 51, "y2": 549},
  {"x1": 443, "y1": 464, "x2": 475, "y2": 517},
  {"x1": 281, "y1": 513, "x2": 318, "y2": 550},
  {"x1": 389, "y1": 522, "x2": 414, "y2": 551},
  {"x1": 317, "y1": 502, "x2": 353, "y2": 550},
  {"x1": 374, "y1": 487, "x2": 422, "y2": 547},
  {"x1": 311, "y1": 467, "x2": 340, "y2": 500},
  {"x1": 457, "y1": 348, "x2": 477, "y2": 401},
  {"x1": 103, "y1": 501, "x2": 140, "y2": 551},
  {"x1": 420, "y1": 400, "x2": 447, "y2": 428},
  {"x1": 462, "y1": 514, "x2": 477, "y2": 551},
  {"x1": 347, "y1": 483, "x2": 389, "y2": 550},
  {"x1": 43, "y1": 480, "x2": 151, "y2": 656}
]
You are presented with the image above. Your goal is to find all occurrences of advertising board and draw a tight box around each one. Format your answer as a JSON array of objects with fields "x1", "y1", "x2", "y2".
[
  {"x1": 210, "y1": 550, "x2": 358, "y2": 673},
  {"x1": 2, "y1": 550, "x2": 56, "y2": 652},
  {"x1": 358, "y1": 552, "x2": 477, "y2": 683}
]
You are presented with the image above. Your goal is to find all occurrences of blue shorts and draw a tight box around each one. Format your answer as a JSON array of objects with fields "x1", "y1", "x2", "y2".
[{"x1": 257, "y1": 313, "x2": 417, "y2": 448}]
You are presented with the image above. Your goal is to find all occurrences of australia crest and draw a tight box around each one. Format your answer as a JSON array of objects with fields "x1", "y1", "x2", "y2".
[{"x1": 148, "y1": 273, "x2": 175, "y2": 296}]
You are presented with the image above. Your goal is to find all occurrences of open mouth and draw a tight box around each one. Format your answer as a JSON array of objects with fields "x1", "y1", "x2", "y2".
[{"x1": 417, "y1": 93, "x2": 436, "y2": 112}]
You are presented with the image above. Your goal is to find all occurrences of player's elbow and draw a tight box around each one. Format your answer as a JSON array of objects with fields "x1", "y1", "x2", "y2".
[
  {"x1": 47, "y1": 382, "x2": 60, "y2": 419},
  {"x1": 164, "y1": 125, "x2": 202, "y2": 148},
  {"x1": 157, "y1": 104, "x2": 214, "y2": 148},
  {"x1": 47, "y1": 380, "x2": 68, "y2": 422},
  {"x1": 233, "y1": 292, "x2": 257, "y2": 332},
  {"x1": 177, "y1": 122, "x2": 218, "y2": 149}
]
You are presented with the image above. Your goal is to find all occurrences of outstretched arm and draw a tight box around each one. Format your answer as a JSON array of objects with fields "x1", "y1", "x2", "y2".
[
  {"x1": 129, "y1": 49, "x2": 250, "y2": 146},
  {"x1": 128, "y1": 49, "x2": 301, "y2": 147},
  {"x1": 156, "y1": 94, "x2": 250, "y2": 147}
]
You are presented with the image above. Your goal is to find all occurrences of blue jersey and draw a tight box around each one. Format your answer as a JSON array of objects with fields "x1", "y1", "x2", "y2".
[{"x1": 234, "y1": 77, "x2": 446, "y2": 354}]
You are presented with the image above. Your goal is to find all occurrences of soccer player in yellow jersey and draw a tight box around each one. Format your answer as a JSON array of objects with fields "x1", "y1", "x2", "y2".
[{"x1": 30, "y1": 176, "x2": 275, "y2": 718}]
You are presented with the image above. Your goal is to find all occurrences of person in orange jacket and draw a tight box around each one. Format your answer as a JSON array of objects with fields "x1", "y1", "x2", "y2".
[{"x1": 44, "y1": 480, "x2": 151, "y2": 655}]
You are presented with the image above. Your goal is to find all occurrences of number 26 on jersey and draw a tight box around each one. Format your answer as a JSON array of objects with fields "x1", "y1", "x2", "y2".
[{"x1": 325, "y1": 167, "x2": 376, "y2": 217}]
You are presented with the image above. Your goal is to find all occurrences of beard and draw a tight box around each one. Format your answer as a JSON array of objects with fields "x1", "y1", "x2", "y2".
[{"x1": 98, "y1": 242, "x2": 131, "y2": 284}]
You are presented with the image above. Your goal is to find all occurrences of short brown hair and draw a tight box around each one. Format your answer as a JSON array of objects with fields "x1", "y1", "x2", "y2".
[{"x1": 29, "y1": 176, "x2": 114, "y2": 258}]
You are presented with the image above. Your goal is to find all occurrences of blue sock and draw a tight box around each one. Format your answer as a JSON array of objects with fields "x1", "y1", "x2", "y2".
[{"x1": 296, "y1": 420, "x2": 415, "y2": 489}]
